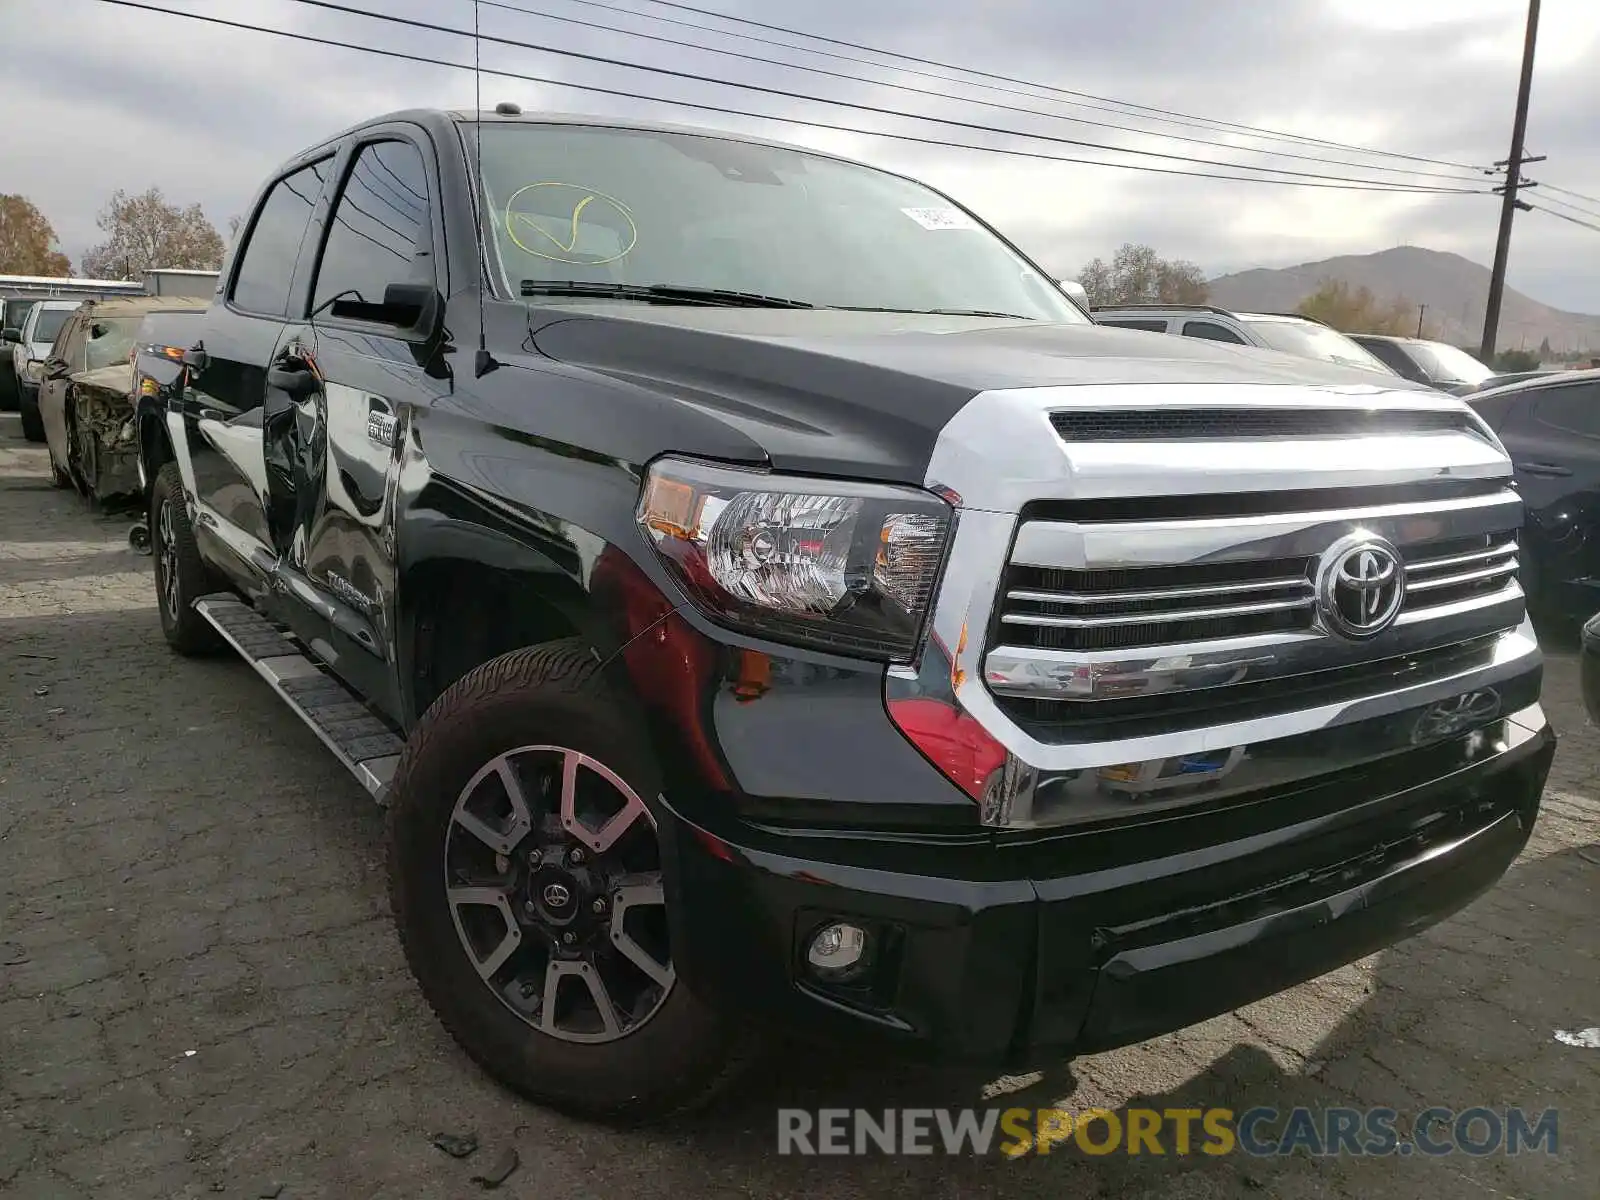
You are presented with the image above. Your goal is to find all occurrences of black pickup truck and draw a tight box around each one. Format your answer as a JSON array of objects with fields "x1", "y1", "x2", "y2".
[{"x1": 139, "y1": 107, "x2": 1554, "y2": 1123}]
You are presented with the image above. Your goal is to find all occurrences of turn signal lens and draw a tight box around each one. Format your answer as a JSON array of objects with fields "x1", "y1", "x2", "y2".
[{"x1": 638, "y1": 458, "x2": 954, "y2": 662}]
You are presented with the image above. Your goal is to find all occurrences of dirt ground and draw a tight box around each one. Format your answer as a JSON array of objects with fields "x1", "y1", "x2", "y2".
[{"x1": 1, "y1": 410, "x2": 1595, "y2": 1199}]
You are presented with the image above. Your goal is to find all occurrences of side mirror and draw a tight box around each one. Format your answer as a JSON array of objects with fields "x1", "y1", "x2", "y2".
[
  {"x1": 329, "y1": 281, "x2": 442, "y2": 341},
  {"x1": 43, "y1": 358, "x2": 70, "y2": 381},
  {"x1": 0, "y1": 327, "x2": 19, "y2": 345},
  {"x1": 183, "y1": 345, "x2": 209, "y2": 371},
  {"x1": 1056, "y1": 279, "x2": 1090, "y2": 305}
]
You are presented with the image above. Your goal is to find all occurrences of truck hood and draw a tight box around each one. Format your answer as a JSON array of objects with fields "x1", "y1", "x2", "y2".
[{"x1": 526, "y1": 305, "x2": 1424, "y2": 483}]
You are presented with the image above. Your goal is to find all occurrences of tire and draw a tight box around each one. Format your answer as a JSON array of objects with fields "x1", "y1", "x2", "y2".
[
  {"x1": 18, "y1": 391, "x2": 44, "y2": 442},
  {"x1": 150, "y1": 462, "x2": 223, "y2": 655},
  {"x1": 386, "y1": 639, "x2": 755, "y2": 1124}
]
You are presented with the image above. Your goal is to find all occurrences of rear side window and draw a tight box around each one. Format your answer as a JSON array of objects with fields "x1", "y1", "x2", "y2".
[
  {"x1": 1530, "y1": 383, "x2": 1600, "y2": 438},
  {"x1": 1358, "y1": 340, "x2": 1419, "y2": 378},
  {"x1": 311, "y1": 140, "x2": 434, "y2": 314},
  {"x1": 1181, "y1": 320, "x2": 1246, "y2": 344},
  {"x1": 232, "y1": 157, "x2": 333, "y2": 316},
  {"x1": 1099, "y1": 318, "x2": 1169, "y2": 332}
]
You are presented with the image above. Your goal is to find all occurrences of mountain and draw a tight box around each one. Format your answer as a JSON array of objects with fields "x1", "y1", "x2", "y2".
[{"x1": 1206, "y1": 246, "x2": 1600, "y2": 353}]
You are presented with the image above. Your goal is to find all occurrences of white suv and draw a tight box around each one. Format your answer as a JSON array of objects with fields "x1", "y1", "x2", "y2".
[{"x1": 1091, "y1": 304, "x2": 1398, "y2": 375}]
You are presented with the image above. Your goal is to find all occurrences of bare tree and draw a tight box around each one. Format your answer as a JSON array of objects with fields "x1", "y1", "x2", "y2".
[
  {"x1": 1076, "y1": 243, "x2": 1209, "y2": 306},
  {"x1": 80, "y1": 187, "x2": 225, "y2": 279},
  {"x1": 0, "y1": 194, "x2": 71, "y2": 276}
]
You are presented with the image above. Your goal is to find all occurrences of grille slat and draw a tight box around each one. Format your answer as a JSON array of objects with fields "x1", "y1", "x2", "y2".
[
  {"x1": 1001, "y1": 594, "x2": 1314, "y2": 629},
  {"x1": 1050, "y1": 408, "x2": 1476, "y2": 443}
]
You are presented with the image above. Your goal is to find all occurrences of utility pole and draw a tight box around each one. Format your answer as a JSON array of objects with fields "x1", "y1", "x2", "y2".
[
  {"x1": 1479, "y1": 0, "x2": 1542, "y2": 362},
  {"x1": 1416, "y1": 304, "x2": 1427, "y2": 338}
]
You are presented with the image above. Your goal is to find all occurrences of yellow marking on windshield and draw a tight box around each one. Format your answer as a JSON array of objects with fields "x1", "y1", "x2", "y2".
[{"x1": 504, "y1": 182, "x2": 638, "y2": 265}]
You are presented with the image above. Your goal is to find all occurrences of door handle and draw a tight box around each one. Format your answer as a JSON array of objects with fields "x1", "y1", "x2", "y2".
[
  {"x1": 267, "y1": 365, "x2": 318, "y2": 396},
  {"x1": 1518, "y1": 461, "x2": 1572, "y2": 477}
]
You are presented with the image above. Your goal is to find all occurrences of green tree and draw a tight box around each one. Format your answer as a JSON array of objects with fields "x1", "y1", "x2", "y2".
[
  {"x1": 1296, "y1": 278, "x2": 1415, "y2": 335},
  {"x1": 1493, "y1": 348, "x2": 1540, "y2": 373},
  {"x1": 1076, "y1": 243, "x2": 1209, "y2": 306},
  {"x1": 79, "y1": 187, "x2": 225, "y2": 279},
  {"x1": 0, "y1": 194, "x2": 72, "y2": 276}
]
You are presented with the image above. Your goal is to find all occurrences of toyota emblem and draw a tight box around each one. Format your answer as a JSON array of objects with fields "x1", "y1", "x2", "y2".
[
  {"x1": 542, "y1": 882, "x2": 572, "y2": 909},
  {"x1": 1317, "y1": 533, "x2": 1405, "y2": 639}
]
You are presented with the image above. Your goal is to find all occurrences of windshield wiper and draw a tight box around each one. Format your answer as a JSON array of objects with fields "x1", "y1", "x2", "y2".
[
  {"x1": 519, "y1": 281, "x2": 814, "y2": 309},
  {"x1": 829, "y1": 305, "x2": 1033, "y2": 320}
]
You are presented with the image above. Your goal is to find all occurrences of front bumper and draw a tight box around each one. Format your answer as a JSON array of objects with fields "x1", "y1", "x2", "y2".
[{"x1": 657, "y1": 702, "x2": 1553, "y2": 1065}]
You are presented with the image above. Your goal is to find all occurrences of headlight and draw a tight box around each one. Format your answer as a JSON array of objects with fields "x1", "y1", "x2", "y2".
[{"x1": 637, "y1": 457, "x2": 954, "y2": 661}]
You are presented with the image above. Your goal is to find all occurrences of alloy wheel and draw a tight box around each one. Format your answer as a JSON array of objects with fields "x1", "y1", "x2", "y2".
[
  {"x1": 443, "y1": 745, "x2": 673, "y2": 1043},
  {"x1": 156, "y1": 498, "x2": 181, "y2": 619}
]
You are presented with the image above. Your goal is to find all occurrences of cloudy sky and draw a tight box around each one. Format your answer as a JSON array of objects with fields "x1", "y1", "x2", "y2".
[{"x1": 5, "y1": 0, "x2": 1599, "y2": 311}]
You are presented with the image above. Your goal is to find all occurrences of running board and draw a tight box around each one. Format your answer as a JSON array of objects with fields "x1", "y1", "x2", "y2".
[{"x1": 194, "y1": 595, "x2": 403, "y2": 803}]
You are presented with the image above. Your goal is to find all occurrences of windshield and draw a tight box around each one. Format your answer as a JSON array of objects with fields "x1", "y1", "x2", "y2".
[
  {"x1": 1406, "y1": 341, "x2": 1495, "y2": 386},
  {"x1": 1242, "y1": 318, "x2": 1395, "y2": 373},
  {"x1": 476, "y1": 123, "x2": 1086, "y2": 322},
  {"x1": 84, "y1": 316, "x2": 142, "y2": 370},
  {"x1": 32, "y1": 307, "x2": 72, "y2": 346}
]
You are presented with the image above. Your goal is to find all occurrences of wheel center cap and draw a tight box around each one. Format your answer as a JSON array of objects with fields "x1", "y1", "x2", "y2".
[{"x1": 528, "y1": 865, "x2": 585, "y2": 926}]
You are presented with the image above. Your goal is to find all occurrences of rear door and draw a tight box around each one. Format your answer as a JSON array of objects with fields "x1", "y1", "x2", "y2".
[
  {"x1": 181, "y1": 156, "x2": 334, "y2": 579},
  {"x1": 268, "y1": 129, "x2": 448, "y2": 718}
]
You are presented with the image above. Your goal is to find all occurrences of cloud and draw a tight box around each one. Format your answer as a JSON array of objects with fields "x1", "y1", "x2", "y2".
[{"x1": 3, "y1": 0, "x2": 1596, "y2": 310}]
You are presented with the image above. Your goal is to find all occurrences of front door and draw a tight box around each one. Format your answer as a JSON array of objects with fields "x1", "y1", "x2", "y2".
[
  {"x1": 38, "y1": 309, "x2": 86, "y2": 472},
  {"x1": 265, "y1": 133, "x2": 446, "y2": 721}
]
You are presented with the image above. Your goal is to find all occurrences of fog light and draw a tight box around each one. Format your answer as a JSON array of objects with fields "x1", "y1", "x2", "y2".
[{"x1": 806, "y1": 921, "x2": 868, "y2": 979}]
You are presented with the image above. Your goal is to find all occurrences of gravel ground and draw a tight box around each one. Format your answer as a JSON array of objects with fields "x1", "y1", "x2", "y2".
[{"x1": 1, "y1": 410, "x2": 1595, "y2": 1199}]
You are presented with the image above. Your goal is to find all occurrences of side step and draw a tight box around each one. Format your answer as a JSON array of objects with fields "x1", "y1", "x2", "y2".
[{"x1": 194, "y1": 595, "x2": 404, "y2": 803}]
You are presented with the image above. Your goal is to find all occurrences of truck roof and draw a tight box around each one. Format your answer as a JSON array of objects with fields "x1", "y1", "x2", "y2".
[{"x1": 287, "y1": 107, "x2": 877, "y2": 175}]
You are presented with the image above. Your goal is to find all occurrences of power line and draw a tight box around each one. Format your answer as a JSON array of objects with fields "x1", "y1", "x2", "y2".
[
  {"x1": 620, "y1": 0, "x2": 1486, "y2": 172},
  {"x1": 1528, "y1": 203, "x2": 1600, "y2": 235},
  {"x1": 89, "y1": 0, "x2": 1486, "y2": 194},
  {"x1": 1538, "y1": 181, "x2": 1600, "y2": 211},
  {"x1": 1534, "y1": 191, "x2": 1600, "y2": 223},
  {"x1": 476, "y1": 0, "x2": 1488, "y2": 184},
  {"x1": 267, "y1": 0, "x2": 1490, "y2": 192}
]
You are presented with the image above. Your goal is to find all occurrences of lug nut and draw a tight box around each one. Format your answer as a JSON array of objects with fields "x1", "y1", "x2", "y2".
[
  {"x1": 569, "y1": 848, "x2": 585, "y2": 866},
  {"x1": 528, "y1": 848, "x2": 543, "y2": 865},
  {"x1": 562, "y1": 932, "x2": 576, "y2": 945},
  {"x1": 591, "y1": 898, "x2": 607, "y2": 914},
  {"x1": 520, "y1": 981, "x2": 536, "y2": 998}
]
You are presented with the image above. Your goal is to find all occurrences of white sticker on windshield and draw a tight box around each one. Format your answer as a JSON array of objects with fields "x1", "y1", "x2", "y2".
[{"x1": 902, "y1": 206, "x2": 978, "y2": 231}]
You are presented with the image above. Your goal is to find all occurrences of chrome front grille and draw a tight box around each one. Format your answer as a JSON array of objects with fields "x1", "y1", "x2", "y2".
[
  {"x1": 998, "y1": 531, "x2": 1522, "y2": 655},
  {"x1": 984, "y1": 485, "x2": 1527, "y2": 709}
]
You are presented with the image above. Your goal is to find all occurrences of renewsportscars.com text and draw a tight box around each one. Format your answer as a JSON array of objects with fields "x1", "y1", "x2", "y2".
[{"x1": 777, "y1": 1106, "x2": 1560, "y2": 1158}]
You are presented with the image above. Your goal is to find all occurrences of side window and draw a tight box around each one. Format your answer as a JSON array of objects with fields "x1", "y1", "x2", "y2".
[
  {"x1": 1360, "y1": 341, "x2": 1413, "y2": 376},
  {"x1": 311, "y1": 140, "x2": 433, "y2": 314},
  {"x1": 1181, "y1": 320, "x2": 1247, "y2": 344},
  {"x1": 1530, "y1": 384, "x2": 1600, "y2": 438},
  {"x1": 1100, "y1": 318, "x2": 1169, "y2": 332},
  {"x1": 55, "y1": 315, "x2": 86, "y2": 368},
  {"x1": 231, "y1": 157, "x2": 333, "y2": 316}
]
